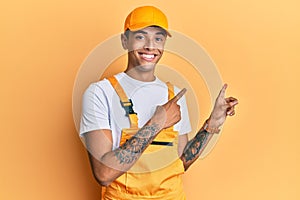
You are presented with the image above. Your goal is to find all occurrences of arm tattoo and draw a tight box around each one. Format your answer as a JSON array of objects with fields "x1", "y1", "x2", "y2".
[
  {"x1": 181, "y1": 130, "x2": 210, "y2": 163},
  {"x1": 114, "y1": 124, "x2": 160, "y2": 164}
]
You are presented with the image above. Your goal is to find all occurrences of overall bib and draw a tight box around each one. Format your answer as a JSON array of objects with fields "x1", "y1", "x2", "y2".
[{"x1": 104, "y1": 76, "x2": 186, "y2": 200}]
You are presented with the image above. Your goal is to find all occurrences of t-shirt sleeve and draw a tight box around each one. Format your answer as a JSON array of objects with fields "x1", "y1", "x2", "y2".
[
  {"x1": 79, "y1": 83, "x2": 111, "y2": 136},
  {"x1": 174, "y1": 87, "x2": 192, "y2": 135}
]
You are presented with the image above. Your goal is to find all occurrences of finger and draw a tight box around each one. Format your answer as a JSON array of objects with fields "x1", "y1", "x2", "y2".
[
  {"x1": 226, "y1": 106, "x2": 235, "y2": 115},
  {"x1": 225, "y1": 97, "x2": 239, "y2": 106},
  {"x1": 225, "y1": 97, "x2": 237, "y2": 102},
  {"x1": 171, "y1": 88, "x2": 187, "y2": 103},
  {"x1": 218, "y1": 84, "x2": 228, "y2": 99},
  {"x1": 229, "y1": 101, "x2": 238, "y2": 107},
  {"x1": 227, "y1": 110, "x2": 235, "y2": 116}
]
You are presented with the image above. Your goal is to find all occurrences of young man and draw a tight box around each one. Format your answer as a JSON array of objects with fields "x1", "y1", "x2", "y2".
[{"x1": 80, "y1": 6, "x2": 238, "y2": 200}]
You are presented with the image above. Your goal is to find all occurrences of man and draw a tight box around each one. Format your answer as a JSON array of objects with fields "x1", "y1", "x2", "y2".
[{"x1": 80, "y1": 6, "x2": 238, "y2": 200}]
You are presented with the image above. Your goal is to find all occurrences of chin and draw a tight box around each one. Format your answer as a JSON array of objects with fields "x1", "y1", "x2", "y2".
[{"x1": 136, "y1": 63, "x2": 156, "y2": 72}]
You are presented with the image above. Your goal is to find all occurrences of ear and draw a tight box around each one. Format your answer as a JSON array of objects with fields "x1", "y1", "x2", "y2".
[{"x1": 121, "y1": 33, "x2": 128, "y2": 50}]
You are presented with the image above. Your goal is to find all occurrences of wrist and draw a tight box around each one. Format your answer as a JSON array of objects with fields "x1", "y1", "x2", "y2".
[
  {"x1": 147, "y1": 118, "x2": 163, "y2": 132},
  {"x1": 148, "y1": 109, "x2": 165, "y2": 132},
  {"x1": 150, "y1": 105, "x2": 170, "y2": 130},
  {"x1": 203, "y1": 118, "x2": 220, "y2": 134}
]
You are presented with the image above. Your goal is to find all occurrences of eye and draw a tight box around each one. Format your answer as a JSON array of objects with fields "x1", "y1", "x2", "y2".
[
  {"x1": 135, "y1": 35, "x2": 144, "y2": 40},
  {"x1": 155, "y1": 37, "x2": 164, "y2": 42}
]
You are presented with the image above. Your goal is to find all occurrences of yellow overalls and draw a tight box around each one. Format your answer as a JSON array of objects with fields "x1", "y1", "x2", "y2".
[{"x1": 104, "y1": 76, "x2": 186, "y2": 200}]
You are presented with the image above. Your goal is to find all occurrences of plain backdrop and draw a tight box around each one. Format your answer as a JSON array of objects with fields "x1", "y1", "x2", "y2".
[{"x1": 1, "y1": 0, "x2": 299, "y2": 199}]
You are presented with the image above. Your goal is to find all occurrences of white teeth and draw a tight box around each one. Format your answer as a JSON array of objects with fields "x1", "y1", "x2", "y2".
[{"x1": 141, "y1": 54, "x2": 155, "y2": 59}]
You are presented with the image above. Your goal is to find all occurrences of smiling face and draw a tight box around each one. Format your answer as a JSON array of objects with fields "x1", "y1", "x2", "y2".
[{"x1": 121, "y1": 26, "x2": 167, "y2": 74}]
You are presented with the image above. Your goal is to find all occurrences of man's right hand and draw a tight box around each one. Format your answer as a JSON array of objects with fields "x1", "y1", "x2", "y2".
[{"x1": 151, "y1": 88, "x2": 187, "y2": 129}]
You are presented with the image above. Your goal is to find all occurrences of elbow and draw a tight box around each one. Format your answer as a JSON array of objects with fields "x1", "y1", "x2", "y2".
[
  {"x1": 88, "y1": 153, "x2": 122, "y2": 186},
  {"x1": 96, "y1": 178, "x2": 112, "y2": 187},
  {"x1": 99, "y1": 180, "x2": 112, "y2": 187},
  {"x1": 180, "y1": 157, "x2": 190, "y2": 172},
  {"x1": 93, "y1": 170, "x2": 113, "y2": 186},
  {"x1": 183, "y1": 165, "x2": 190, "y2": 172}
]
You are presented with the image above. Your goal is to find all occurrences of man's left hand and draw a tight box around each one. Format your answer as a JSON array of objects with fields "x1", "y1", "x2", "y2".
[{"x1": 207, "y1": 84, "x2": 238, "y2": 129}]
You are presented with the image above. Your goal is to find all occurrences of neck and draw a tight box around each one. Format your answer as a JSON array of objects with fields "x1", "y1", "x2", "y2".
[
  {"x1": 125, "y1": 61, "x2": 156, "y2": 82},
  {"x1": 124, "y1": 68, "x2": 156, "y2": 82}
]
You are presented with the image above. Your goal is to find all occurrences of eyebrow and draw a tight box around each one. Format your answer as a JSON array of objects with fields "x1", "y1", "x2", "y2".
[{"x1": 133, "y1": 30, "x2": 166, "y2": 36}]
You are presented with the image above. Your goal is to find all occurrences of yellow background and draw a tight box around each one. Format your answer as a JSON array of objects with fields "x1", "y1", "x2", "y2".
[{"x1": 1, "y1": 0, "x2": 299, "y2": 199}]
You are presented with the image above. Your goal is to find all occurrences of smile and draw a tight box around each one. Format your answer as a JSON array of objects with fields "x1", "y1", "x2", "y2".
[
  {"x1": 141, "y1": 54, "x2": 155, "y2": 59},
  {"x1": 138, "y1": 52, "x2": 157, "y2": 61}
]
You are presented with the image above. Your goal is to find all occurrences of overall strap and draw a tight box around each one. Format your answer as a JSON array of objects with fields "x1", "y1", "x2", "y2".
[
  {"x1": 107, "y1": 76, "x2": 138, "y2": 129},
  {"x1": 165, "y1": 82, "x2": 174, "y2": 132},
  {"x1": 166, "y1": 82, "x2": 174, "y2": 100}
]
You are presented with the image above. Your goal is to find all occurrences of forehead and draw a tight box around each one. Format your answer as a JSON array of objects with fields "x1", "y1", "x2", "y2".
[{"x1": 131, "y1": 26, "x2": 167, "y2": 36}]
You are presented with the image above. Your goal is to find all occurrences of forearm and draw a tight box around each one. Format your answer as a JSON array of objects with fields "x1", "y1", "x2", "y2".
[
  {"x1": 106, "y1": 121, "x2": 160, "y2": 166},
  {"x1": 180, "y1": 128, "x2": 213, "y2": 171},
  {"x1": 97, "y1": 121, "x2": 161, "y2": 185}
]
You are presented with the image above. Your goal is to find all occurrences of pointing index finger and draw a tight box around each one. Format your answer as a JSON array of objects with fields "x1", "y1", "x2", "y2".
[
  {"x1": 218, "y1": 83, "x2": 228, "y2": 98},
  {"x1": 172, "y1": 88, "x2": 187, "y2": 103}
]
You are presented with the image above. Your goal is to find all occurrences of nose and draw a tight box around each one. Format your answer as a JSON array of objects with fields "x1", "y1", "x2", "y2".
[{"x1": 144, "y1": 38, "x2": 155, "y2": 50}]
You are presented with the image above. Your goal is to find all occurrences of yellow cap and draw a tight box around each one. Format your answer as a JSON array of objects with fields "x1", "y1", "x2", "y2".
[{"x1": 124, "y1": 6, "x2": 171, "y2": 37}]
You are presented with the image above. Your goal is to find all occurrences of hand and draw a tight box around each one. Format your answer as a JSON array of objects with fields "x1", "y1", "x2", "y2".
[
  {"x1": 151, "y1": 88, "x2": 187, "y2": 129},
  {"x1": 208, "y1": 84, "x2": 238, "y2": 129}
]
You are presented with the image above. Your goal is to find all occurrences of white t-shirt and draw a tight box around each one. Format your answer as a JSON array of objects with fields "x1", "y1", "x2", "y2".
[{"x1": 80, "y1": 72, "x2": 191, "y2": 150}]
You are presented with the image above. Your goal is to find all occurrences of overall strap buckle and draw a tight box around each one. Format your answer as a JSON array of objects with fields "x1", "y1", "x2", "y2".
[{"x1": 121, "y1": 99, "x2": 137, "y2": 116}]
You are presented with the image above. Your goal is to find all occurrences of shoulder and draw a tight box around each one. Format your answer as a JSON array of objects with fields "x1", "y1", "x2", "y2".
[
  {"x1": 84, "y1": 72, "x2": 126, "y2": 94},
  {"x1": 155, "y1": 78, "x2": 182, "y2": 95},
  {"x1": 83, "y1": 76, "x2": 119, "y2": 102},
  {"x1": 155, "y1": 77, "x2": 182, "y2": 90},
  {"x1": 84, "y1": 80, "x2": 109, "y2": 95},
  {"x1": 154, "y1": 77, "x2": 169, "y2": 90}
]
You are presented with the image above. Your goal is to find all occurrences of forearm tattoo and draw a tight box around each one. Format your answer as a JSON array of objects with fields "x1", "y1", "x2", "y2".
[
  {"x1": 114, "y1": 124, "x2": 160, "y2": 164},
  {"x1": 181, "y1": 130, "x2": 210, "y2": 163}
]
